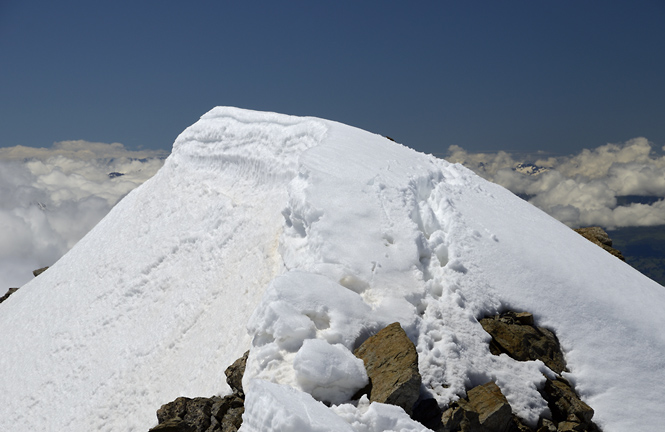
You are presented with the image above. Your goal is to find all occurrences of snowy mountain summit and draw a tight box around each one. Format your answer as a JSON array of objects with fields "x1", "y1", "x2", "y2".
[{"x1": 1, "y1": 107, "x2": 664, "y2": 432}]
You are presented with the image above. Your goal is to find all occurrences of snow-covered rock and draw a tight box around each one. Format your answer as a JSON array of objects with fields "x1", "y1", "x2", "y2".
[{"x1": 1, "y1": 107, "x2": 664, "y2": 432}]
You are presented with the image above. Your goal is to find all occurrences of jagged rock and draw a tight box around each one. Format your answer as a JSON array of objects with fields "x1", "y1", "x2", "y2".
[
  {"x1": 574, "y1": 227, "x2": 625, "y2": 261},
  {"x1": 151, "y1": 394, "x2": 244, "y2": 432},
  {"x1": 478, "y1": 311, "x2": 602, "y2": 431},
  {"x1": 156, "y1": 397, "x2": 189, "y2": 424},
  {"x1": 33, "y1": 266, "x2": 49, "y2": 277},
  {"x1": 150, "y1": 352, "x2": 248, "y2": 432},
  {"x1": 212, "y1": 394, "x2": 244, "y2": 432},
  {"x1": 224, "y1": 350, "x2": 248, "y2": 397},
  {"x1": 154, "y1": 397, "x2": 215, "y2": 432},
  {"x1": 480, "y1": 311, "x2": 566, "y2": 374},
  {"x1": 536, "y1": 418, "x2": 557, "y2": 432},
  {"x1": 150, "y1": 418, "x2": 195, "y2": 432},
  {"x1": 439, "y1": 382, "x2": 514, "y2": 432},
  {"x1": 556, "y1": 416, "x2": 587, "y2": 432},
  {"x1": 510, "y1": 415, "x2": 533, "y2": 431},
  {"x1": 183, "y1": 397, "x2": 214, "y2": 430},
  {"x1": 464, "y1": 382, "x2": 513, "y2": 431},
  {"x1": 541, "y1": 378, "x2": 594, "y2": 425},
  {"x1": 353, "y1": 322, "x2": 421, "y2": 414},
  {"x1": 440, "y1": 404, "x2": 478, "y2": 432},
  {"x1": 0, "y1": 287, "x2": 19, "y2": 304},
  {"x1": 512, "y1": 311, "x2": 534, "y2": 326}
]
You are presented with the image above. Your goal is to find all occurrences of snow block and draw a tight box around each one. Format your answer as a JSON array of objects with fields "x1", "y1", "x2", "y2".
[{"x1": 242, "y1": 380, "x2": 354, "y2": 432}]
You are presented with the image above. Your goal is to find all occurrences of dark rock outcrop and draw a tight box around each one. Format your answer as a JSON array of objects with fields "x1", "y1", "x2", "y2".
[
  {"x1": 536, "y1": 418, "x2": 557, "y2": 432},
  {"x1": 154, "y1": 397, "x2": 214, "y2": 432},
  {"x1": 353, "y1": 322, "x2": 421, "y2": 414},
  {"x1": 150, "y1": 417, "x2": 195, "y2": 432},
  {"x1": 33, "y1": 266, "x2": 49, "y2": 277},
  {"x1": 439, "y1": 381, "x2": 523, "y2": 432},
  {"x1": 149, "y1": 351, "x2": 248, "y2": 432},
  {"x1": 0, "y1": 287, "x2": 19, "y2": 304},
  {"x1": 438, "y1": 381, "x2": 536, "y2": 432},
  {"x1": 224, "y1": 350, "x2": 248, "y2": 398},
  {"x1": 541, "y1": 377, "x2": 595, "y2": 429},
  {"x1": 150, "y1": 316, "x2": 603, "y2": 432},
  {"x1": 574, "y1": 227, "x2": 625, "y2": 261},
  {"x1": 152, "y1": 394, "x2": 245, "y2": 432},
  {"x1": 3, "y1": 266, "x2": 52, "y2": 306},
  {"x1": 478, "y1": 311, "x2": 601, "y2": 432},
  {"x1": 463, "y1": 382, "x2": 513, "y2": 431},
  {"x1": 479, "y1": 311, "x2": 566, "y2": 374}
]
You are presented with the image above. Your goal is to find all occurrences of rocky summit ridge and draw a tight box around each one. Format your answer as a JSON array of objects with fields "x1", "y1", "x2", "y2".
[{"x1": 151, "y1": 317, "x2": 601, "y2": 432}]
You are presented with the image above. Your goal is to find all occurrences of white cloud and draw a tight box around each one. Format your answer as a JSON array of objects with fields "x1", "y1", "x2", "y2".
[
  {"x1": 0, "y1": 141, "x2": 166, "y2": 288},
  {"x1": 445, "y1": 138, "x2": 665, "y2": 229}
]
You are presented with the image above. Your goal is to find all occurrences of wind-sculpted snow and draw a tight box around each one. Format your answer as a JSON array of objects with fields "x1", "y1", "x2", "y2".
[
  {"x1": 1, "y1": 107, "x2": 664, "y2": 432},
  {"x1": 173, "y1": 107, "x2": 327, "y2": 184},
  {"x1": 0, "y1": 108, "x2": 325, "y2": 431}
]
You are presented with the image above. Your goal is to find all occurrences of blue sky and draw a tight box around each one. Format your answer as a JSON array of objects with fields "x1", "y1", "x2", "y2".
[{"x1": 1, "y1": 0, "x2": 664, "y2": 156}]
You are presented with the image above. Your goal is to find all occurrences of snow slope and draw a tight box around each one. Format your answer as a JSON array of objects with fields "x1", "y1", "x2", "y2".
[{"x1": 1, "y1": 107, "x2": 664, "y2": 432}]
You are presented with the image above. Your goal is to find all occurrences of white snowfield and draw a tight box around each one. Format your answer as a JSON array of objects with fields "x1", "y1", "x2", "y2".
[{"x1": 1, "y1": 107, "x2": 663, "y2": 432}]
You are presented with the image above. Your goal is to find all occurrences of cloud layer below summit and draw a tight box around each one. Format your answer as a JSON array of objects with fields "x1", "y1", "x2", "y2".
[
  {"x1": 0, "y1": 141, "x2": 165, "y2": 287},
  {"x1": 446, "y1": 137, "x2": 665, "y2": 229}
]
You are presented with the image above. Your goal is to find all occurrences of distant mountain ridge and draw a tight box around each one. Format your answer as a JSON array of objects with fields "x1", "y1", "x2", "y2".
[{"x1": 512, "y1": 162, "x2": 550, "y2": 176}]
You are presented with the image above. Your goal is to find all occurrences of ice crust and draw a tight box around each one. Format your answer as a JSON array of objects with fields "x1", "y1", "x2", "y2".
[{"x1": 1, "y1": 107, "x2": 664, "y2": 432}]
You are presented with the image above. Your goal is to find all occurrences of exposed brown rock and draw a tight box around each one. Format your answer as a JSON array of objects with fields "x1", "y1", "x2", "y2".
[
  {"x1": 477, "y1": 311, "x2": 602, "y2": 431},
  {"x1": 464, "y1": 382, "x2": 513, "y2": 431},
  {"x1": 0, "y1": 287, "x2": 19, "y2": 304},
  {"x1": 510, "y1": 415, "x2": 533, "y2": 431},
  {"x1": 512, "y1": 312, "x2": 534, "y2": 326},
  {"x1": 224, "y1": 350, "x2": 248, "y2": 397},
  {"x1": 32, "y1": 266, "x2": 49, "y2": 277},
  {"x1": 149, "y1": 418, "x2": 195, "y2": 432},
  {"x1": 2, "y1": 266, "x2": 49, "y2": 305},
  {"x1": 151, "y1": 393, "x2": 244, "y2": 432},
  {"x1": 541, "y1": 378, "x2": 594, "y2": 425},
  {"x1": 439, "y1": 381, "x2": 515, "y2": 432},
  {"x1": 150, "y1": 351, "x2": 248, "y2": 432},
  {"x1": 536, "y1": 418, "x2": 557, "y2": 432},
  {"x1": 480, "y1": 311, "x2": 566, "y2": 374},
  {"x1": 149, "y1": 315, "x2": 604, "y2": 432},
  {"x1": 353, "y1": 322, "x2": 421, "y2": 414},
  {"x1": 440, "y1": 404, "x2": 477, "y2": 432},
  {"x1": 212, "y1": 395, "x2": 244, "y2": 432},
  {"x1": 154, "y1": 397, "x2": 214, "y2": 432},
  {"x1": 574, "y1": 227, "x2": 625, "y2": 261},
  {"x1": 556, "y1": 416, "x2": 588, "y2": 432},
  {"x1": 156, "y1": 397, "x2": 189, "y2": 425}
]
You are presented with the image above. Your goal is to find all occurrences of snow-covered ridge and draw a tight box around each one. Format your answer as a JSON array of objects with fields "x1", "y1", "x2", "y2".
[
  {"x1": 1, "y1": 107, "x2": 664, "y2": 432},
  {"x1": 172, "y1": 107, "x2": 327, "y2": 184}
]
